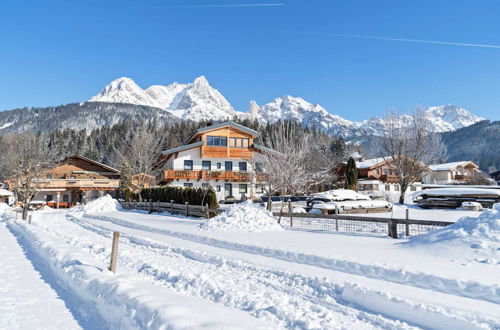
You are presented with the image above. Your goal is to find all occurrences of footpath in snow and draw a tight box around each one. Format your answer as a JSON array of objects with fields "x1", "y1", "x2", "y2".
[{"x1": 0, "y1": 222, "x2": 82, "y2": 330}]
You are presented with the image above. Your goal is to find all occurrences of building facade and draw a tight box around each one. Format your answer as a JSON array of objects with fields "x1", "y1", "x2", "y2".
[
  {"x1": 422, "y1": 161, "x2": 481, "y2": 184},
  {"x1": 157, "y1": 122, "x2": 265, "y2": 202},
  {"x1": 8, "y1": 155, "x2": 121, "y2": 208}
]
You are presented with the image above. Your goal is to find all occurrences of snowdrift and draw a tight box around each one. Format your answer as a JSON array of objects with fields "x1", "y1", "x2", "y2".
[
  {"x1": 409, "y1": 203, "x2": 500, "y2": 263},
  {"x1": 200, "y1": 201, "x2": 283, "y2": 232},
  {"x1": 82, "y1": 195, "x2": 121, "y2": 214},
  {"x1": 311, "y1": 189, "x2": 370, "y2": 201}
]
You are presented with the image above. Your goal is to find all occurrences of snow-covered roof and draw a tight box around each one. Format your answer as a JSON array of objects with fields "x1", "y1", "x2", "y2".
[
  {"x1": 0, "y1": 188, "x2": 13, "y2": 196},
  {"x1": 355, "y1": 157, "x2": 389, "y2": 169},
  {"x1": 428, "y1": 161, "x2": 477, "y2": 171},
  {"x1": 160, "y1": 141, "x2": 203, "y2": 156},
  {"x1": 63, "y1": 155, "x2": 121, "y2": 174},
  {"x1": 350, "y1": 151, "x2": 362, "y2": 159}
]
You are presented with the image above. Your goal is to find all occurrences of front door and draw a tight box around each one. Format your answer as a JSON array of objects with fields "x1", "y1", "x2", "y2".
[{"x1": 224, "y1": 183, "x2": 232, "y2": 198}]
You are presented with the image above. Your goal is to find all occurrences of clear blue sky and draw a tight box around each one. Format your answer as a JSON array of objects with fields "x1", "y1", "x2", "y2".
[{"x1": 1, "y1": 0, "x2": 500, "y2": 121}]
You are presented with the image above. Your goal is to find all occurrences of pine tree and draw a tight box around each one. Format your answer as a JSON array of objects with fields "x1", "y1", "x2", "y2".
[
  {"x1": 346, "y1": 156, "x2": 358, "y2": 191},
  {"x1": 119, "y1": 160, "x2": 133, "y2": 201}
]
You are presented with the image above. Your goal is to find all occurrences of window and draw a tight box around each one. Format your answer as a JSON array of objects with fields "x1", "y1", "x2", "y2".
[
  {"x1": 375, "y1": 169, "x2": 379, "y2": 175},
  {"x1": 217, "y1": 162, "x2": 222, "y2": 169},
  {"x1": 184, "y1": 160, "x2": 193, "y2": 170},
  {"x1": 216, "y1": 185, "x2": 221, "y2": 192},
  {"x1": 255, "y1": 162, "x2": 263, "y2": 172},
  {"x1": 202, "y1": 183, "x2": 209, "y2": 189},
  {"x1": 69, "y1": 176, "x2": 76, "y2": 180},
  {"x1": 63, "y1": 195, "x2": 69, "y2": 202},
  {"x1": 46, "y1": 194, "x2": 53, "y2": 201},
  {"x1": 225, "y1": 161, "x2": 233, "y2": 171},
  {"x1": 395, "y1": 185, "x2": 400, "y2": 191},
  {"x1": 239, "y1": 184, "x2": 247, "y2": 193},
  {"x1": 184, "y1": 183, "x2": 193, "y2": 188},
  {"x1": 239, "y1": 162, "x2": 247, "y2": 171},
  {"x1": 202, "y1": 161, "x2": 211, "y2": 170},
  {"x1": 385, "y1": 184, "x2": 390, "y2": 191},
  {"x1": 384, "y1": 169, "x2": 390, "y2": 175},
  {"x1": 207, "y1": 136, "x2": 227, "y2": 146},
  {"x1": 229, "y1": 137, "x2": 249, "y2": 148},
  {"x1": 46, "y1": 174, "x2": 53, "y2": 179}
]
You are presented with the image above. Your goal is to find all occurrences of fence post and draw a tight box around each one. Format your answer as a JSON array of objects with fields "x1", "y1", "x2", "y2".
[
  {"x1": 134, "y1": 200, "x2": 137, "y2": 209},
  {"x1": 28, "y1": 214, "x2": 32, "y2": 225},
  {"x1": 170, "y1": 200, "x2": 174, "y2": 214},
  {"x1": 288, "y1": 200, "x2": 293, "y2": 227},
  {"x1": 109, "y1": 231, "x2": 120, "y2": 274},
  {"x1": 185, "y1": 202, "x2": 189, "y2": 217},
  {"x1": 405, "y1": 208, "x2": 410, "y2": 236},
  {"x1": 156, "y1": 200, "x2": 160, "y2": 213},
  {"x1": 149, "y1": 199, "x2": 153, "y2": 214},
  {"x1": 204, "y1": 204, "x2": 209, "y2": 219},
  {"x1": 335, "y1": 208, "x2": 339, "y2": 231},
  {"x1": 388, "y1": 219, "x2": 398, "y2": 239}
]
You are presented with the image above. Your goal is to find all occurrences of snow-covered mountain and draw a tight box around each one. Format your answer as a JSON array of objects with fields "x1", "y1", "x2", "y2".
[
  {"x1": 89, "y1": 76, "x2": 485, "y2": 137},
  {"x1": 90, "y1": 76, "x2": 239, "y2": 122}
]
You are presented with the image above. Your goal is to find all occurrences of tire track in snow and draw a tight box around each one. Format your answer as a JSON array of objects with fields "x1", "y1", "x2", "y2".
[
  {"x1": 64, "y1": 213, "x2": 497, "y2": 330},
  {"x1": 83, "y1": 213, "x2": 500, "y2": 306}
]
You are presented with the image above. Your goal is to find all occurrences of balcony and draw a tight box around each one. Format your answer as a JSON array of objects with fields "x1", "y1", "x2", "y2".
[
  {"x1": 380, "y1": 174, "x2": 399, "y2": 183},
  {"x1": 453, "y1": 174, "x2": 472, "y2": 181},
  {"x1": 33, "y1": 179, "x2": 119, "y2": 189},
  {"x1": 163, "y1": 170, "x2": 252, "y2": 182}
]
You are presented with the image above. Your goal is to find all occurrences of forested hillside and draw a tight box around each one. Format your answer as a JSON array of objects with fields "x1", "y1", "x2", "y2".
[{"x1": 442, "y1": 120, "x2": 500, "y2": 172}]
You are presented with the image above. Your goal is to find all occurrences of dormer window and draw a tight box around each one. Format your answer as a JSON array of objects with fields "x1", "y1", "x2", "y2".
[{"x1": 229, "y1": 137, "x2": 249, "y2": 148}]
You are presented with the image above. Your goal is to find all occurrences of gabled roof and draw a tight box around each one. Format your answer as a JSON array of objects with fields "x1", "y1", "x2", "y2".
[
  {"x1": 428, "y1": 161, "x2": 478, "y2": 171},
  {"x1": 341, "y1": 157, "x2": 392, "y2": 169},
  {"x1": 185, "y1": 121, "x2": 260, "y2": 144},
  {"x1": 63, "y1": 155, "x2": 120, "y2": 174},
  {"x1": 160, "y1": 141, "x2": 204, "y2": 156}
]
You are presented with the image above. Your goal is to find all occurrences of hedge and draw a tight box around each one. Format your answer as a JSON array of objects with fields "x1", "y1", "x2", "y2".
[{"x1": 132, "y1": 186, "x2": 218, "y2": 209}]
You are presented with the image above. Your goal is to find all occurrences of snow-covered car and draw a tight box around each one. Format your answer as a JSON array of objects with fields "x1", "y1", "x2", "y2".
[{"x1": 308, "y1": 189, "x2": 392, "y2": 214}]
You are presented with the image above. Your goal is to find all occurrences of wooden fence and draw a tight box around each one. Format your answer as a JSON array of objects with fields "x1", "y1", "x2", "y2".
[
  {"x1": 273, "y1": 212, "x2": 454, "y2": 238},
  {"x1": 121, "y1": 200, "x2": 219, "y2": 218}
]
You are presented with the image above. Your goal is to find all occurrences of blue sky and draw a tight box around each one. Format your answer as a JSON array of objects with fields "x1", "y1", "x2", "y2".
[{"x1": 1, "y1": 0, "x2": 499, "y2": 121}]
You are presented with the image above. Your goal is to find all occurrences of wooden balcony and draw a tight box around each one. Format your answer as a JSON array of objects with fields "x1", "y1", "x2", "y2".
[
  {"x1": 163, "y1": 170, "x2": 252, "y2": 182},
  {"x1": 33, "y1": 179, "x2": 120, "y2": 189},
  {"x1": 379, "y1": 174, "x2": 399, "y2": 183},
  {"x1": 453, "y1": 174, "x2": 472, "y2": 181}
]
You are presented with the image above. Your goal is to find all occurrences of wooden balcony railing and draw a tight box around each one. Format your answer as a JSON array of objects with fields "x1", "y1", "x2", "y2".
[
  {"x1": 380, "y1": 174, "x2": 399, "y2": 183},
  {"x1": 33, "y1": 179, "x2": 119, "y2": 189},
  {"x1": 163, "y1": 170, "x2": 255, "y2": 182},
  {"x1": 453, "y1": 174, "x2": 472, "y2": 181}
]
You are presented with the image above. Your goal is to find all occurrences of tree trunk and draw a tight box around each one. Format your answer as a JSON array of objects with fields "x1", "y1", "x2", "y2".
[
  {"x1": 22, "y1": 204, "x2": 28, "y2": 220},
  {"x1": 399, "y1": 182, "x2": 409, "y2": 204}
]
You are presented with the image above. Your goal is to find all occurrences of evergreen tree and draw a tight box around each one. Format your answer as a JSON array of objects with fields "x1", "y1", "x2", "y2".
[
  {"x1": 346, "y1": 157, "x2": 358, "y2": 191},
  {"x1": 119, "y1": 160, "x2": 133, "y2": 201}
]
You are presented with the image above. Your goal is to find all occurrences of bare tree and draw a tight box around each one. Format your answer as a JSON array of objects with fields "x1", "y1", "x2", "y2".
[
  {"x1": 119, "y1": 125, "x2": 165, "y2": 191},
  {"x1": 0, "y1": 132, "x2": 57, "y2": 219},
  {"x1": 252, "y1": 121, "x2": 322, "y2": 216},
  {"x1": 379, "y1": 108, "x2": 446, "y2": 204}
]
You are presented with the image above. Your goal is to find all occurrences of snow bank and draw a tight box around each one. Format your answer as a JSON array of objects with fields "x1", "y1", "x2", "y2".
[
  {"x1": 200, "y1": 201, "x2": 283, "y2": 232},
  {"x1": 82, "y1": 195, "x2": 121, "y2": 214},
  {"x1": 311, "y1": 189, "x2": 370, "y2": 201},
  {"x1": 409, "y1": 203, "x2": 500, "y2": 263},
  {"x1": 0, "y1": 203, "x2": 11, "y2": 215}
]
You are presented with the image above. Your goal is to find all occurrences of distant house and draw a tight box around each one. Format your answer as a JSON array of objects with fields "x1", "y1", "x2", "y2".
[
  {"x1": 422, "y1": 161, "x2": 481, "y2": 184},
  {"x1": 156, "y1": 121, "x2": 267, "y2": 202},
  {"x1": 8, "y1": 155, "x2": 120, "y2": 208},
  {"x1": 488, "y1": 170, "x2": 500, "y2": 185},
  {"x1": 335, "y1": 154, "x2": 423, "y2": 197},
  {"x1": 131, "y1": 173, "x2": 156, "y2": 191}
]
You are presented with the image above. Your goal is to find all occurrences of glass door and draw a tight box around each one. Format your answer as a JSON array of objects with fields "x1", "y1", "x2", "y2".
[{"x1": 224, "y1": 183, "x2": 233, "y2": 198}]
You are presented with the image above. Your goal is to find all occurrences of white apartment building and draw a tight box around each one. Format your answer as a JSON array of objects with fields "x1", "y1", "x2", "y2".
[{"x1": 157, "y1": 122, "x2": 267, "y2": 202}]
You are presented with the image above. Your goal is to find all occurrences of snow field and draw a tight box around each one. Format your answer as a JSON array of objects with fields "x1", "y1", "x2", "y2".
[{"x1": 84, "y1": 212, "x2": 500, "y2": 306}]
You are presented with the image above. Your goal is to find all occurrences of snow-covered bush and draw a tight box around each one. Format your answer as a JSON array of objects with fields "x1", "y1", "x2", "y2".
[{"x1": 200, "y1": 200, "x2": 283, "y2": 232}]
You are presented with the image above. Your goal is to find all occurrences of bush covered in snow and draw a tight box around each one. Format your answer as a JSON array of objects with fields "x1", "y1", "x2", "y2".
[
  {"x1": 82, "y1": 195, "x2": 121, "y2": 214},
  {"x1": 200, "y1": 201, "x2": 283, "y2": 232},
  {"x1": 408, "y1": 203, "x2": 500, "y2": 263}
]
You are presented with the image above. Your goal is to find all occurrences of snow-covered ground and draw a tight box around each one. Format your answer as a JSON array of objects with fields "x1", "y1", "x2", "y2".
[{"x1": 1, "y1": 198, "x2": 499, "y2": 329}]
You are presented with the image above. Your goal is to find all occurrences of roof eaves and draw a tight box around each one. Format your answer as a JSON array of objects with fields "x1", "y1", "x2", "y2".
[{"x1": 160, "y1": 141, "x2": 203, "y2": 156}]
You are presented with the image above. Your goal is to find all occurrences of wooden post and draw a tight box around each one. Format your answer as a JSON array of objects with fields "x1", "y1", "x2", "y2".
[
  {"x1": 288, "y1": 200, "x2": 293, "y2": 227},
  {"x1": 28, "y1": 214, "x2": 32, "y2": 225},
  {"x1": 149, "y1": 199, "x2": 153, "y2": 214},
  {"x1": 204, "y1": 204, "x2": 209, "y2": 219},
  {"x1": 405, "y1": 208, "x2": 410, "y2": 236},
  {"x1": 109, "y1": 231, "x2": 120, "y2": 274},
  {"x1": 134, "y1": 200, "x2": 137, "y2": 209},
  {"x1": 388, "y1": 219, "x2": 398, "y2": 239},
  {"x1": 185, "y1": 202, "x2": 189, "y2": 216},
  {"x1": 335, "y1": 208, "x2": 339, "y2": 231},
  {"x1": 170, "y1": 200, "x2": 174, "y2": 214},
  {"x1": 156, "y1": 200, "x2": 160, "y2": 213}
]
